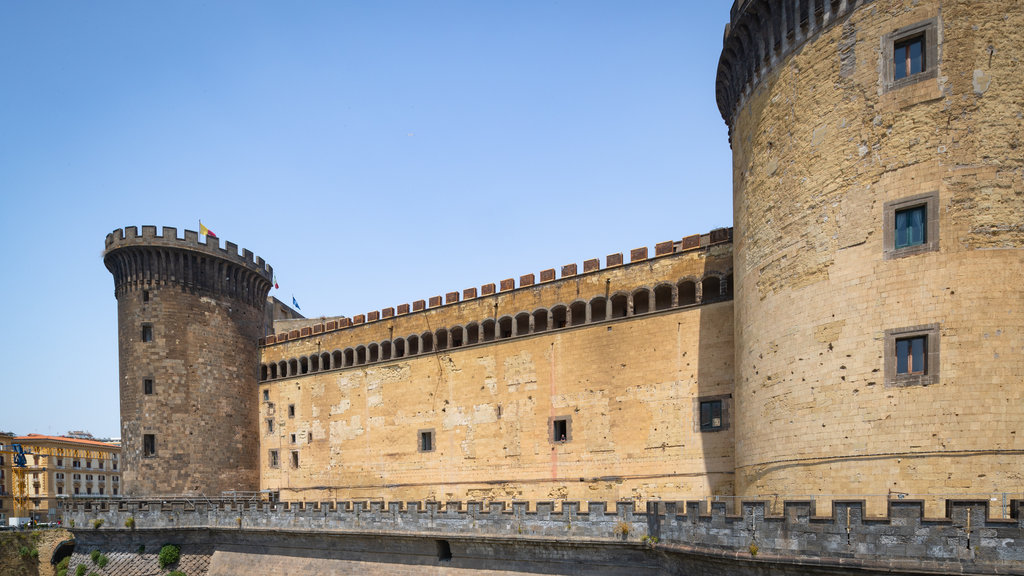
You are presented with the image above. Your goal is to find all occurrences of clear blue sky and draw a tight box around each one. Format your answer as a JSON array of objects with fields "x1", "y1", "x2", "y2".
[{"x1": 0, "y1": 1, "x2": 734, "y2": 439}]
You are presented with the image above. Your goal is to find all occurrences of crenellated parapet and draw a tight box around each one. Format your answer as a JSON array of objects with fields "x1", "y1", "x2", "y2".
[
  {"x1": 103, "y1": 225, "x2": 273, "y2": 309},
  {"x1": 716, "y1": 0, "x2": 875, "y2": 133},
  {"x1": 65, "y1": 497, "x2": 1024, "y2": 572}
]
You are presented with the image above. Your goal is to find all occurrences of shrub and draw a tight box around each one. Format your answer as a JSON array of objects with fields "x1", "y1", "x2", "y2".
[
  {"x1": 137, "y1": 543, "x2": 146, "y2": 554},
  {"x1": 168, "y1": 572, "x2": 188, "y2": 576},
  {"x1": 613, "y1": 521, "x2": 631, "y2": 537},
  {"x1": 158, "y1": 544, "x2": 181, "y2": 568},
  {"x1": 91, "y1": 518, "x2": 104, "y2": 529},
  {"x1": 56, "y1": 556, "x2": 70, "y2": 571},
  {"x1": 125, "y1": 516, "x2": 136, "y2": 529},
  {"x1": 75, "y1": 564, "x2": 87, "y2": 576},
  {"x1": 18, "y1": 545, "x2": 38, "y2": 559},
  {"x1": 90, "y1": 549, "x2": 101, "y2": 563},
  {"x1": 97, "y1": 554, "x2": 109, "y2": 567}
]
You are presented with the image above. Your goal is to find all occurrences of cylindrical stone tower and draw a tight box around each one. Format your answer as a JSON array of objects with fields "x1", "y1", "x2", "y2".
[
  {"x1": 717, "y1": 1, "x2": 1023, "y2": 512},
  {"x1": 104, "y1": 226, "x2": 273, "y2": 497}
]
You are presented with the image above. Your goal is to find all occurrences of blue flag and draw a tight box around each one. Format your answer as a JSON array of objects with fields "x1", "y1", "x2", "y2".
[{"x1": 292, "y1": 296, "x2": 301, "y2": 310}]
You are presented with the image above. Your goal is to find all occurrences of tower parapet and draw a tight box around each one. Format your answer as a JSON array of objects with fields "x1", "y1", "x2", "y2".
[
  {"x1": 716, "y1": 0, "x2": 874, "y2": 133},
  {"x1": 104, "y1": 225, "x2": 272, "y2": 308},
  {"x1": 104, "y1": 226, "x2": 273, "y2": 497}
]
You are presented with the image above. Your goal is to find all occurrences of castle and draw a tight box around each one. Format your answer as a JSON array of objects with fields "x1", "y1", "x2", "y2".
[{"x1": 102, "y1": 0, "x2": 1022, "y2": 522}]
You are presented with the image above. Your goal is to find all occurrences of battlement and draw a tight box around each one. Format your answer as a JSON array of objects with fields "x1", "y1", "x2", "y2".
[
  {"x1": 259, "y1": 227, "x2": 732, "y2": 347},
  {"x1": 66, "y1": 496, "x2": 1024, "y2": 573},
  {"x1": 104, "y1": 225, "x2": 273, "y2": 279},
  {"x1": 104, "y1": 225, "x2": 274, "y2": 309},
  {"x1": 716, "y1": 0, "x2": 875, "y2": 130}
]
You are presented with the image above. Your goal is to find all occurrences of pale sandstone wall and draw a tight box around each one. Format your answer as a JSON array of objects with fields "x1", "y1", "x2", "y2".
[
  {"x1": 258, "y1": 246, "x2": 735, "y2": 503},
  {"x1": 726, "y1": 0, "x2": 1024, "y2": 514}
]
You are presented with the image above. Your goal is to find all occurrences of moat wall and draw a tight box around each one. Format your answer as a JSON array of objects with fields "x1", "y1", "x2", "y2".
[{"x1": 66, "y1": 498, "x2": 1024, "y2": 575}]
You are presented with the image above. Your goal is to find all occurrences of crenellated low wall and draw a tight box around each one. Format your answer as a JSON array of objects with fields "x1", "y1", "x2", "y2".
[{"x1": 65, "y1": 498, "x2": 1024, "y2": 575}]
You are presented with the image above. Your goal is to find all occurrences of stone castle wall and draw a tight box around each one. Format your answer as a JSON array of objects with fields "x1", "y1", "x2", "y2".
[
  {"x1": 104, "y1": 226, "x2": 273, "y2": 496},
  {"x1": 719, "y1": 0, "x2": 1024, "y2": 514},
  {"x1": 257, "y1": 237, "x2": 736, "y2": 503},
  {"x1": 66, "y1": 497, "x2": 1024, "y2": 575}
]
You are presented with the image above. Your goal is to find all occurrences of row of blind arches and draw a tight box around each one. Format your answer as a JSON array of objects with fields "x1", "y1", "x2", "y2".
[{"x1": 260, "y1": 273, "x2": 731, "y2": 381}]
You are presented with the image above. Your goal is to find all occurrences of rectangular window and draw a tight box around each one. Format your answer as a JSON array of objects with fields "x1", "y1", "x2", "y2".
[
  {"x1": 143, "y1": 434, "x2": 156, "y2": 457},
  {"x1": 893, "y1": 35, "x2": 924, "y2": 80},
  {"x1": 885, "y1": 324, "x2": 940, "y2": 387},
  {"x1": 700, "y1": 400, "x2": 723, "y2": 431},
  {"x1": 266, "y1": 419, "x2": 274, "y2": 434},
  {"x1": 263, "y1": 389, "x2": 269, "y2": 402},
  {"x1": 290, "y1": 451, "x2": 299, "y2": 468},
  {"x1": 894, "y1": 205, "x2": 926, "y2": 249},
  {"x1": 884, "y1": 192, "x2": 939, "y2": 259},
  {"x1": 99, "y1": 486, "x2": 105, "y2": 495},
  {"x1": 56, "y1": 458, "x2": 62, "y2": 467},
  {"x1": 144, "y1": 378, "x2": 154, "y2": 395},
  {"x1": 143, "y1": 290, "x2": 150, "y2": 302},
  {"x1": 896, "y1": 335, "x2": 927, "y2": 375},
  {"x1": 883, "y1": 19, "x2": 938, "y2": 92},
  {"x1": 288, "y1": 404, "x2": 295, "y2": 418},
  {"x1": 290, "y1": 433, "x2": 297, "y2": 444},
  {"x1": 57, "y1": 487, "x2": 63, "y2": 495},
  {"x1": 418, "y1": 429, "x2": 435, "y2": 453},
  {"x1": 269, "y1": 450, "x2": 279, "y2": 468},
  {"x1": 142, "y1": 324, "x2": 153, "y2": 342},
  {"x1": 549, "y1": 416, "x2": 572, "y2": 443}
]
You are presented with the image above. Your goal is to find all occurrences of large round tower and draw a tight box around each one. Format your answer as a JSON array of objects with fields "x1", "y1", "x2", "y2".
[
  {"x1": 104, "y1": 226, "x2": 273, "y2": 497},
  {"x1": 717, "y1": 0, "x2": 1023, "y2": 512}
]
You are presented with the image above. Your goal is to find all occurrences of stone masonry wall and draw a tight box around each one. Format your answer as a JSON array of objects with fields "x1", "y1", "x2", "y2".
[
  {"x1": 66, "y1": 497, "x2": 1024, "y2": 575},
  {"x1": 258, "y1": 243, "x2": 736, "y2": 504},
  {"x1": 724, "y1": 0, "x2": 1024, "y2": 514}
]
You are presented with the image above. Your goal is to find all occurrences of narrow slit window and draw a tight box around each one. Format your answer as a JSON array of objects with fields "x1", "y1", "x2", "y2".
[
  {"x1": 143, "y1": 434, "x2": 156, "y2": 457},
  {"x1": 291, "y1": 451, "x2": 299, "y2": 468},
  {"x1": 419, "y1": 429, "x2": 435, "y2": 453},
  {"x1": 141, "y1": 324, "x2": 153, "y2": 342},
  {"x1": 143, "y1": 378, "x2": 153, "y2": 395}
]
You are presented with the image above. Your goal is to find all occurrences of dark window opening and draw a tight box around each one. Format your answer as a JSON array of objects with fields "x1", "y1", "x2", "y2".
[
  {"x1": 569, "y1": 302, "x2": 586, "y2": 326},
  {"x1": 589, "y1": 298, "x2": 607, "y2": 322},
  {"x1": 143, "y1": 434, "x2": 156, "y2": 457},
  {"x1": 344, "y1": 349, "x2": 354, "y2": 366},
  {"x1": 896, "y1": 335, "x2": 927, "y2": 375},
  {"x1": 332, "y1": 350, "x2": 343, "y2": 368},
  {"x1": 266, "y1": 419, "x2": 274, "y2": 434},
  {"x1": 702, "y1": 277, "x2": 721, "y2": 302},
  {"x1": 610, "y1": 294, "x2": 628, "y2": 317},
  {"x1": 143, "y1": 379, "x2": 153, "y2": 395},
  {"x1": 290, "y1": 433, "x2": 297, "y2": 444},
  {"x1": 894, "y1": 34, "x2": 924, "y2": 80},
  {"x1": 466, "y1": 324, "x2": 479, "y2": 345},
  {"x1": 700, "y1": 400, "x2": 723, "y2": 431},
  {"x1": 436, "y1": 539, "x2": 452, "y2": 561},
  {"x1": 368, "y1": 343, "x2": 379, "y2": 363},
  {"x1": 291, "y1": 451, "x2": 299, "y2": 468},
  {"x1": 356, "y1": 346, "x2": 367, "y2": 365},
  {"x1": 435, "y1": 329, "x2": 448, "y2": 350},
  {"x1": 143, "y1": 290, "x2": 150, "y2": 302},
  {"x1": 498, "y1": 317, "x2": 513, "y2": 338},
  {"x1": 482, "y1": 320, "x2": 496, "y2": 341},
  {"x1": 516, "y1": 313, "x2": 531, "y2": 334},
  {"x1": 381, "y1": 341, "x2": 392, "y2": 359},
  {"x1": 552, "y1": 418, "x2": 569, "y2": 443},
  {"x1": 532, "y1": 310, "x2": 549, "y2": 332},
  {"x1": 260, "y1": 365, "x2": 268, "y2": 381},
  {"x1": 269, "y1": 450, "x2": 279, "y2": 468},
  {"x1": 551, "y1": 306, "x2": 567, "y2": 329},
  {"x1": 421, "y1": 332, "x2": 434, "y2": 352},
  {"x1": 141, "y1": 324, "x2": 153, "y2": 342},
  {"x1": 419, "y1": 429, "x2": 435, "y2": 453},
  {"x1": 288, "y1": 404, "x2": 295, "y2": 417},
  {"x1": 407, "y1": 336, "x2": 420, "y2": 355},
  {"x1": 654, "y1": 285, "x2": 673, "y2": 310},
  {"x1": 263, "y1": 389, "x2": 269, "y2": 402},
  {"x1": 633, "y1": 290, "x2": 650, "y2": 314},
  {"x1": 300, "y1": 357, "x2": 309, "y2": 374},
  {"x1": 678, "y1": 281, "x2": 697, "y2": 306},
  {"x1": 895, "y1": 205, "x2": 926, "y2": 249}
]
